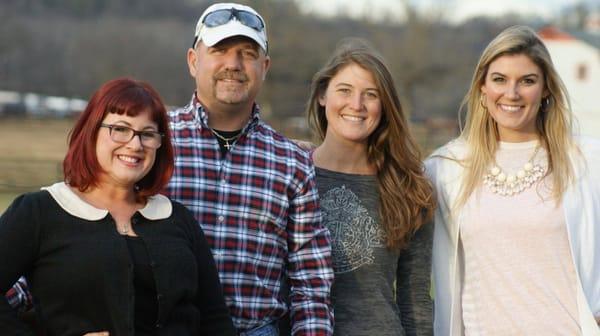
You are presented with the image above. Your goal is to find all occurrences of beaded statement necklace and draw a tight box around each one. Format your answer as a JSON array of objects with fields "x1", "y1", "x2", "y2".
[{"x1": 483, "y1": 145, "x2": 546, "y2": 196}]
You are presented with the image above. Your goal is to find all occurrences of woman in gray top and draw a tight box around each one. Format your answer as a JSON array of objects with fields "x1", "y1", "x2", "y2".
[{"x1": 305, "y1": 39, "x2": 436, "y2": 336}]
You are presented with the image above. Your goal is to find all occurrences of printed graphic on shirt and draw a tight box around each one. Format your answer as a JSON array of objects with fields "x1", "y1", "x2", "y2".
[{"x1": 321, "y1": 185, "x2": 384, "y2": 274}]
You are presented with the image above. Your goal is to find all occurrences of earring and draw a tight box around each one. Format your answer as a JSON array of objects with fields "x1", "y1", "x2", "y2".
[
  {"x1": 541, "y1": 96, "x2": 551, "y2": 112},
  {"x1": 480, "y1": 93, "x2": 488, "y2": 111}
]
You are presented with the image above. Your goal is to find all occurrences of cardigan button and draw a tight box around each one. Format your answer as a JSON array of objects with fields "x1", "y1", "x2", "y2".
[{"x1": 156, "y1": 323, "x2": 163, "y2": 328}]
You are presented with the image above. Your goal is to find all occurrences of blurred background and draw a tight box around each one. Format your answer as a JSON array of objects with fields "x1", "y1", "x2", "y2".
[{"x1": 1, "y1": 0, "x2": 599, "y2": 211}]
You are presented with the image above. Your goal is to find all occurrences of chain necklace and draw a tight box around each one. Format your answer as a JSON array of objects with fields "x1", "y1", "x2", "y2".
[
  {"x1": 119, "y1": 225, "x2": 130, "y2": 235},
  {"x1": 483, "y1": 145, "x2": 546, "y2": 196},
  {"x1": 209, "y1": 128, "x2": 241, "y2": 150}
]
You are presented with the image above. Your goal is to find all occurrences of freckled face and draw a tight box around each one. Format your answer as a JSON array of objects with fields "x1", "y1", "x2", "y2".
[
  {"x1": 319, "y1": 63, "x2": 382, "y2": 145},
  {"x1": 481, "y1": 53, "x2": 547, "y2": 142}
]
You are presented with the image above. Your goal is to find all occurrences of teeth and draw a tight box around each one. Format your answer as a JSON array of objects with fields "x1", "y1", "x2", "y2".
[
  {"x1": 499, "y1": 104, "x2": 521, "y2": 112},
  {"x1": 342, "y1": 115, "x2": 364, "y2": 122},
  {"x1": 118, "y1": 155, "x2": 140, "y2": 163},
  {"x1": 221, "y1": 79, "x2": 243, "y2": 83}
]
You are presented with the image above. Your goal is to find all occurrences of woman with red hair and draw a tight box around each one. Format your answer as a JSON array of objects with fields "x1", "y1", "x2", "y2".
[{"x1": 0, "y1": 78, "x2": 235, "y2": 335}]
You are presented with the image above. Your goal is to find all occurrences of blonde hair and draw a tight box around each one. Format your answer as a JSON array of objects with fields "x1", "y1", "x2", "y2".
[
  {"x1": 456, "y1": 25, "x2": 576, "y2": 208},
  {"x1": 307, "y1": 39, "x2": 435, "y2": 249}
]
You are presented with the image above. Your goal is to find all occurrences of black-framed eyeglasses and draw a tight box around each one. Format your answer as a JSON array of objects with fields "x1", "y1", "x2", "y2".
[
  {"x1": 203, "y1": 8, "x2": 265, "y2": 32},
  {"x1": 100, "y1": 124, "x2": 163, "y2": 149}
]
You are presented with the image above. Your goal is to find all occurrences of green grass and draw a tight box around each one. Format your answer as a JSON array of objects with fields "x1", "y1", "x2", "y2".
[
  {"x1": 0, "y1": 118, "x2": 72, "y2": 213},
  {"x1": 0, "y1": 192, "x2": 19, "y2": 214}
]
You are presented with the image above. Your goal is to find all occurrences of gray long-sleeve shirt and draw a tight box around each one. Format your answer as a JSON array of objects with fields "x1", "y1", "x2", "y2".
[{"x1": 315, "y1": 167, "x2": 433, "y2": 336}]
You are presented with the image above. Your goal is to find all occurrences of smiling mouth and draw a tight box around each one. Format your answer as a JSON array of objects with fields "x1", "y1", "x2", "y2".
[
  {"x1": 498, "y1": 104, "x2": 523, "y2": 112},
  {"x1": 118, "y1": 155, "x2": 141, "y2": 164},
  {"x1": 341, "y1": 115, "x2": 366, "y2": 122},
  {"x1": 220, "y1": 78, "x2": 244, "y2": 83}
]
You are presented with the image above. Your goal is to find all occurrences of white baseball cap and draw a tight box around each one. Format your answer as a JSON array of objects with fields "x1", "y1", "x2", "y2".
[{"x1": 193, "y1": 3, "x2": 268, "y2": 52}]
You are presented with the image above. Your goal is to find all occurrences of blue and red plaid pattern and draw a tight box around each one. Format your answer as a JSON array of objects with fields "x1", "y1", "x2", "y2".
[
  {"x1": 164, "y1": 96, "x2": 334, "y2": 335},
  {"x1": 5, "y1": 277, "x2": 32, "y2": 313}
]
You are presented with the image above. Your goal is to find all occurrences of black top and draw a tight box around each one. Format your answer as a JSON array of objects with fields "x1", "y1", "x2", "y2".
[
  {"x1": 124, "y1": 236, "x2": 157, "y2": 335},
  {"x1": 0, "y1": 184, "x2": 236, "y2": 336}
]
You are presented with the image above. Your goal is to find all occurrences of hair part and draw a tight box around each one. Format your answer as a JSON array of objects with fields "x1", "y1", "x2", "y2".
[
  {"x1": 63, "y1": 77, "x2": 174, "y2": 201},
  {"x1": 456, "y1": 25, "x2": 576, "y2": 208},
  {"x1": 306, "y1": 38, "x2": 435, "y2": 249}
]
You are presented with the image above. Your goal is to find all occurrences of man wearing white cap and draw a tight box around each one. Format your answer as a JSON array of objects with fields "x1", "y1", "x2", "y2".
[{"x1": 164, "y1": 3, "x2": 334, "y2": 336}]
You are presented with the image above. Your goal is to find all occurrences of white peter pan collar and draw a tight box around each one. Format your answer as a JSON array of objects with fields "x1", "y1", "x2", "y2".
[{"x1": 42, "y1": 182, "x2": 172, "y2": 221}]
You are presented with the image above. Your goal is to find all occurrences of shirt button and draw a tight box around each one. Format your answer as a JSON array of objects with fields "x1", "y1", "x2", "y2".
[
  {"x1": 217, "y1": 215, "x2": 225, "y2": 223},
  {"x1": 220, "y1": 179, "x2": 227, "y2": 185},
  {"x1": 156, "y1": 323, "x2": 162, "y2": 328}
]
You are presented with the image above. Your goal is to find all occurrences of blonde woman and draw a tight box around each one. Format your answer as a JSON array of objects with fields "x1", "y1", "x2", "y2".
[
  {"x1": 307, "y1": 39, "x2": 435, "y2": 335},
  {"x1": 426, "y1": 25, "x2": 600, "y2": 335}
]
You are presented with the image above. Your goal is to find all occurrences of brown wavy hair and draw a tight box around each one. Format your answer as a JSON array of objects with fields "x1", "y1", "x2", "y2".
[{"x1": 307, "y1": 39, "x2": 435, "y2": 249}]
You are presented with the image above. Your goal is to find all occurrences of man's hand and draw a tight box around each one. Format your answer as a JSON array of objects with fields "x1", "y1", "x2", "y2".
[{"x1": 83, "y1": 332, "x2": 109, "y2": 336}]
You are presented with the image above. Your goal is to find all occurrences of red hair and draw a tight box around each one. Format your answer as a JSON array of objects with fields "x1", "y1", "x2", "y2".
[{"x1": 63, "y1": 78, "x2": 174, "y2": 200}]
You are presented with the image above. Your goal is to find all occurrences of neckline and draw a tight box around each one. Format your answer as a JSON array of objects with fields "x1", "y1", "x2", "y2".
[
  {"x1": 315, "y1": 166, "x2": 377, "y2": 178},
  {"x1": 212, "y1": 128, "x2": 242, "y2": 137},
  {"x1": 498, "y1": 139, "x2": 540, "y2": 150},
  {"x1": 42, "y1": 182, "x2": 172, "y2": 220}
]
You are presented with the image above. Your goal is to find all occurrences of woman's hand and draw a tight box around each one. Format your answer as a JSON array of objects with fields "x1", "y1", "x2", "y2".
[{"x1": 83, "y1": 332, "x2": 109, "y2": 336}]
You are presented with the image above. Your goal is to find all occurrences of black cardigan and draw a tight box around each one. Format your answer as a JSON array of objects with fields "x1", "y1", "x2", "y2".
[{"x1": 0, "y1": 184, "x2": 236, "y2": 336}]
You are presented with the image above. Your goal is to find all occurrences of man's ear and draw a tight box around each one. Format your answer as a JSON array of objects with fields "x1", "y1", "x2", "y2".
[
  {"x1": 262, "y1": 55, "x2": 271, "y2": 80},
  {"x1": 187, "y1": 48, "x2": 198, "y2": 78}
]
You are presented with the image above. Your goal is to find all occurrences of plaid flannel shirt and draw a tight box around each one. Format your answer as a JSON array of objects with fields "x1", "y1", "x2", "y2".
[
  {"x1": 5, "y1": 277, "x2": 32, "y2": 313},
  {"x1": 164, "y1": 96, "x2": 334, "y2": 335}
]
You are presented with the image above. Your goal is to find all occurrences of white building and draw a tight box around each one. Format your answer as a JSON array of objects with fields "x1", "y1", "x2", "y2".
[{"x1": 539, "y1": 26, "x2": 600, "y2": 137}]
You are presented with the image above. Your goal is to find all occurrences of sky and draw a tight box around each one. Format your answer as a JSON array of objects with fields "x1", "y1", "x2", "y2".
[{"x1": 298, "y1": 0, "x2": 597, "y2": 24}]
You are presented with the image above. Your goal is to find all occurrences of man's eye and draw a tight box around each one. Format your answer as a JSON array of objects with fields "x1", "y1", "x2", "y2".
[
  {"x1": 210, "y1": 48, "x2": 226, "y2": 55},
  {"x1": 243, "y1": 50, "x2": 258, "y2": 58}
]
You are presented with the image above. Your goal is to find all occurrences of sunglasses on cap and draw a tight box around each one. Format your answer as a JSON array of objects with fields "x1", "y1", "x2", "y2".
[
  {"x1": 204, "y1": 7, "x2": 264, "y2": 30},
  {"x1": 193, "y1": 7, "x2": 266, "y2": 48}
]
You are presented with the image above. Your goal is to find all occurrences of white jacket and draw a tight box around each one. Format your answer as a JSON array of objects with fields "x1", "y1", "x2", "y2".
[{"x1": 425, "y1": 137, "x2": 600, "y2": 335}]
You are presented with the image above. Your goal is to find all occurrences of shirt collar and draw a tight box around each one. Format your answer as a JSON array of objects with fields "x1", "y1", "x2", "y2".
[
  {"x1": 42, "y1": 182, "x2": 172, "y2": 221},
  {"x1": 190, "y1": 93, "x2": 261, "y2": 132}
]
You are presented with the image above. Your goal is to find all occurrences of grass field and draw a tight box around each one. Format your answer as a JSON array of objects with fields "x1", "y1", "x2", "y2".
[{"x1": 0, "y1": 118, "x2": 72, "y2": 212}]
